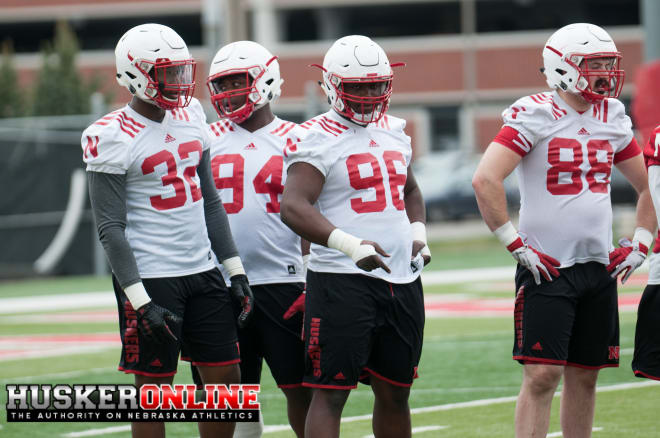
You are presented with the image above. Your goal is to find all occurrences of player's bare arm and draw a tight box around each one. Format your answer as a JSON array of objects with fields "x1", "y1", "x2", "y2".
[
  {"x1": 403, "y1": 167, "x2": 431, "y2": 265},
  {"x1": 607, "y1": 154, "x2": 656, "y2": 283},
  {"x1": 281, "y1": 161, "x2": 391, "y2": 273},
  {"x1": 472, "y1": 142, "x2": 522, "y2": 231},
  {"x1": 473, "y1": 142, "x2": 560, "y2": 285},
  {"x1": 617, "y1": 154, "x2": 657, "y2": 233}
]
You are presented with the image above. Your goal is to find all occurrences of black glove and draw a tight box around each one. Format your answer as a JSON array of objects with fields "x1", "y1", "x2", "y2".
[
  {"x1": 136, "y1": 301, "x2": 182, "y2": 344},
  {"x1": 229, "y1": 274, "x2": 254, "y2": 328}
]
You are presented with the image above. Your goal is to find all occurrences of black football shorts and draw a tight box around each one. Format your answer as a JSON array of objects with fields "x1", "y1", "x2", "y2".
[
  {"x1": 302, "y1": 271, "x2": 424, "y2": 389},
  {"x1": 632, "y1": 284, "x2": 660, "y2": 380},
  {"x1": 114, "y1": 268, "x2": 239, "y2": 377},
  {"x1": 513, "y1": 261, "x2": 619, "y2": 369}
]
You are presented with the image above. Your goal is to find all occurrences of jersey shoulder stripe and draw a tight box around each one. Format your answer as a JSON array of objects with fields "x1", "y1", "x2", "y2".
[
  {"x1": 270, "y1": 121, "x2": 297, "y2": 137},
  {"x1": 299, "y1": 116, "x2": 350, "y2": 137},
  {"x1": 170, "y1": 107, "x2": 190, "y2": 122},
  {"x1": 93, "y1": 110, "x2": 146, "y2": 138},
  {"x1": 209, "y1": 120, "x2": 236, "y2": 137}
]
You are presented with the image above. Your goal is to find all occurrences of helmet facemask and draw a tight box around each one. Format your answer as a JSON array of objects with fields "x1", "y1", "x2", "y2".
[
  {"x1": 330, "y1": 74, "x2": 393, "y2": 125},
  {"x1": 207, "y1": 66, "x2": 267, "y2": 123},
  {"x1": 137, "y1": 58, "x2": 196, "y2": 110},
  {"x1": 570, "y1": 53, "x2": 624, "y2": 103}
]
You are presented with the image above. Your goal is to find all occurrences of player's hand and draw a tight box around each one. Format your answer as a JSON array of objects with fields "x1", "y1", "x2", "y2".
[
  {"x1": 229, "y1": 274, "x2": 254, "y2": 328},
  {"x1": 509, "y1": 238, "x2": 560, "y2": 285},
  {"x1": 283, "y1": 291, "x2": 305, "y2": 320},
  {"x1": 411, "y1": 240, "x2": 431, "y2": 266},
  {"x1": 355, "y1": 240, "x2": 391, "y2": 273},
  {"x1": 136, "y1": 301, "x2": 182, "y2": 344},
  {"x1": 607, "y1": 238, "x2": 648, "y2": 284}
]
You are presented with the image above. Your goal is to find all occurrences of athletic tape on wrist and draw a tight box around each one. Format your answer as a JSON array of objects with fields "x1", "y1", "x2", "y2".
[
  {"x1": 633, "y1": 227, "x2": 653, "y2": 254},
  {"x1": 124, "y1": 282, "x2": 151, "y2": 310},
  {"x1": 493, "y1": 221, "x2": 519, "y2": 248},
  {"x1": 327, "y1": 228, "x2": 376, "y2": 262},
  {"x1": 410, "y1": 221, "x2": 427, "y2": 244},
  {"x1": 222, "y1": 256, "x2": 246, "y2": 277}
]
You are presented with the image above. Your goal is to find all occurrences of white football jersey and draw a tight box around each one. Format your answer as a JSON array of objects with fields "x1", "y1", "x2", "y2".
[
  {"x1": 81, "y1": 98, "x2": 216, "y2": 278},
  {"x1": 284, "y1": 110, "x2": 420, "y2": 284},
  {"x1": 208, "y1": 117, "x2": 304, "y2": 285},
  {"x1": 498, "y1": 91, "x2": 639, "y2": 268},
  {"x1": 643, "y1": 126, "x2": 660, "y2": 284}
]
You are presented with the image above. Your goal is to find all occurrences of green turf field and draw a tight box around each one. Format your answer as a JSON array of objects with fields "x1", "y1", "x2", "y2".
[{"x1": 1, "y1": 237, "x2": 659, "y2": 437}]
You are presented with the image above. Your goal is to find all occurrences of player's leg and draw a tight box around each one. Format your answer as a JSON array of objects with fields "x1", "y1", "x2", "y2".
[
  {"x1": 560, "y1": 262, "x2": 619, "y2": 438},
  {"x1": 258, "y1": 283, "x2": 311, "y2": 437},
  {"x1": 185, "y1": 269, "x2": 243, "y2": 438},
  {"x1": 515, "y1": 363, "x2": 563, "y2": 437},
  {"x1": 280, "y1": 386, "x2": 312, "y2": 437},
  {"x1": 632, "y1": 284, "x2": 660, "y2": 380},
  {"x1": 560, "y1": 366, "x2": 598, "y2": 438},
  {"x1": 302, "y1": 271, "x2": 375, "y2": 438},
  {"x1": 234, "y1": 294, "x2": 265, "y2": 438},
  {"x1": 511, "y1": 265, "x2": 576, "y2": 437},
  {"x1": 132, "y1": 374, "x2": 175, "y2": 438},
  {"x1": 113, "y1": 276, "x2": 186, "y2": 438},
  {"x1": 305, "y1": 388, "x2": 351, "y2": 438},
  {"x1": 371, "y1": 378, "x2": 411, "y2": 438},
  {"x1": 365, "y1": 278, "x2": 424, "y2": 438}
]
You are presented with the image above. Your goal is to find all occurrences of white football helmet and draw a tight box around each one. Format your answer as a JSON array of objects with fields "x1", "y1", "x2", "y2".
[
  {"x1": 318, "y1": 35, "x2": 398, "y2": 125},
  {"x1": 542, "y1": 23, "x2": 624, "y2": 103},
  {"x1": 206, "y1": 41, "x2": 283, "y2": 123},
  {"x1": 115, "y1": 23, "x2": 196, "y2": 110}
]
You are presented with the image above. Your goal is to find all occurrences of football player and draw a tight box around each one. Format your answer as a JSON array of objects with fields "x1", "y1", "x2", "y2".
[
  {"x1": 633, "y1": 124, "x2": 660, "y2": 381},
  {"x1": 280, "y1": 35, "x2": 431, "y2": 438},
  {"x1": 201, "y1": 40, "x2": 312, "y2": 438},
  {"x1": 472, "y1": 23, "x2": 655, "y2": 437},
  {"x1": 81, "y1": 23, "x2": 253, "y2": 438}
]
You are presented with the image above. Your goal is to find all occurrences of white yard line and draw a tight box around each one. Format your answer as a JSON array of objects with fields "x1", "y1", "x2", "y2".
[
  {"x1": 59, "y1": 381, "x2": 658, "y2": 437},
  {"x1": 0, "y1": 291, "x2": 115, "y2": 314},
  {"x1": 0, "y1": 366, "x2": 115, "y2": 384},
  {"x1": 363, "y1": 425, "x2": 449, "y2": 437},
  {"x1": 546, "y1": 427, "x2": 603, "y2": 437},
  {"x1": 62, "y1": 425, "x2": 131, "y2": 437}
]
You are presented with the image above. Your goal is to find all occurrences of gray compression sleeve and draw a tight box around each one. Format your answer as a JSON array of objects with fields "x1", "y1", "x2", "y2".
[
  {"x1": 198, "y1": 149, "x2": 240, "y2": 262},
  {"x1": 87, "y1": 171, "x2": 142, "y2": 289}
]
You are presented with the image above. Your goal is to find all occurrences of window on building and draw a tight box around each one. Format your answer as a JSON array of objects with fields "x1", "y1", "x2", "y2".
[
  {"x1": 429, "y1": 106, "x2": 460, "y2": 152},
  {"x1": 1, "y1": 15, "x2": 203, "y2": 53},
  {"x1": 281, "y1": 2, "x2": 461, "y2": 42},
  {"x1": 476, "y1": 0, "x2": 639, "y2": 33}
]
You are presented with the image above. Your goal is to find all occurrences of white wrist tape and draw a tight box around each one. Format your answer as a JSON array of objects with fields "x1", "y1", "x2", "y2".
[
  {"x1": 494, "y1": 221, "x2": 519, "y2": 247},
  {"x1": 410, "y1": 221, "x2": 427, "y2": 244},
  {"x1": 633, "y1": 227, "x2": 654, "y2": 249},
  {"x1": 302, "y1": 254, "x2": 310, "y2": 278},
  {"x1": 327, "y1": 228, "x2": 376, "y2": 263},
  {"x1": 124, "y1": 282, "x2": 151, "y2": 310},
  {"x1": 222, "y1": 256, "x2": 246, "y2": 278}
]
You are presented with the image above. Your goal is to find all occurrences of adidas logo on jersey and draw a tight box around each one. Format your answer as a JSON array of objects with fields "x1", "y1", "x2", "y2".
[
  {"x1": 150, "y1": 358, "x2": 163, "y2": 367},
  {"x1": 165, "y1": 134, "x2": 176, "y2": 143},
  {"x1": 577, "y1": 128, "x2": 590, "y2": 136},
  {"x1": 369, "y1": 139, "x2": 379, "y2": 148},
  {"x1": 531, "y1": 342, "x2": 543, "y2": 351},
  {"x1": 334, "y1": 372, "x2": 346, "y2": 380},
  {"x1": 244, "y1": 143, "x2": 257, "y2": 150}
]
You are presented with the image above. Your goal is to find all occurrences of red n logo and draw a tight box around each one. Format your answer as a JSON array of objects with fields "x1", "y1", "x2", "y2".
[{"x1": 608, "y1": 346, "x2": 620, "y2": 360}]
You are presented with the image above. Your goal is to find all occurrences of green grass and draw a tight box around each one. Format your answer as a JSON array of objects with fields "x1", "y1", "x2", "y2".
[{"x1": 0, "y1": 241, "x2": 657, "y2": 437}]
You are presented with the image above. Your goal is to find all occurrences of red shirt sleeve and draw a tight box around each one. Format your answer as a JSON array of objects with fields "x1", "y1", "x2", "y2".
[
  {"x1": 492, "y1": 126, "x2": 532, "y2": 157},
  {"x1": 613, "y1": 137, "x2": 641, "y2": 164},
  {"x1": 643, "y1": 129, "x2": 660, "y2": 168}
]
